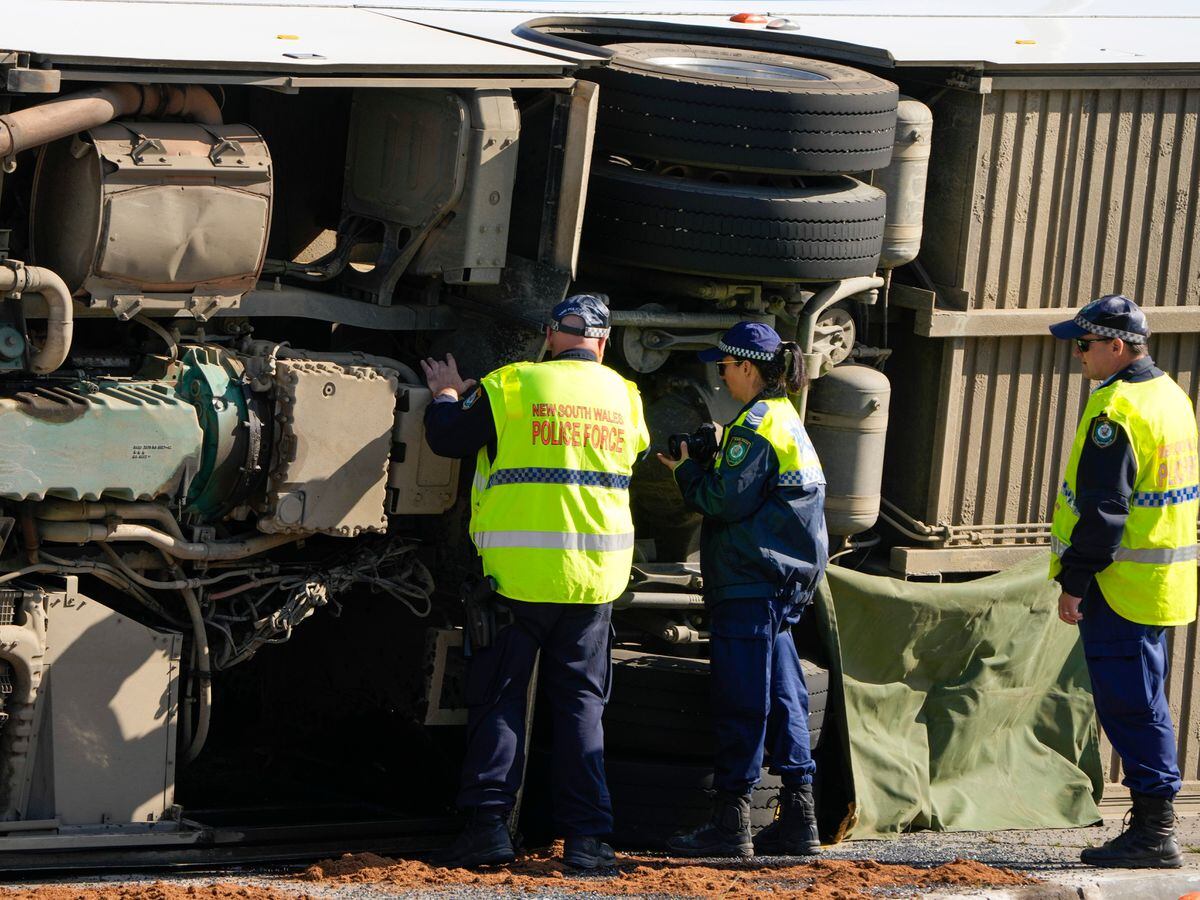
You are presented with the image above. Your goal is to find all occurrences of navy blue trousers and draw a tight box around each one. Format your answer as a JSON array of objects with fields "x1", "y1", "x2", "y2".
[
  {"x1": 458, "y1": 597, "x2": 614, "y2": 836},
  {"x1": 709, "y1": 593, "x2": 815, "y2": 795},
  {"x1": 1079, "y1": 586, "x2": 1181, "y2": 798}
]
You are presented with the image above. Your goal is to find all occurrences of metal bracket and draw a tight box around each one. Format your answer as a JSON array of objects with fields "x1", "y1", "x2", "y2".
[
  {"x1": 208, "y1": 138, "x2": 244, "y2": 166},
  {"x1": 0, "y1": 258, "x2": 25, "y2": 300},
  {"x1": 184, "y1": 295, "x2": 233, "y2": 322},
  {"x1": 5, "y1": 67, "x2": 59, "y2": 94},
  {"x1": 110, "y1": 292, "x2": 240, "y2": 324},
  {"x1": 945, "y1": 69, "x2": 992, "y2": 94},
  {"x1": 129, "y1": 136, "x2": 169, "y2": 166},
  {"x1": 110, "y1": 295, "x2": 144, "y2": 321},
  {"x1": 0, "y1": 51, "x2": 59, "y2": 94}
]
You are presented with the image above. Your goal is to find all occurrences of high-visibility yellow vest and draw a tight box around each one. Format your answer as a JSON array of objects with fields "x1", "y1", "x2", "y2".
[
  {"x1": 470, "y1": 359, "x2": 649, "y2": 604},
  {"x1": 1050, "y1": 373, "x2": 1199, "y2": 626},
  {"x1": 719, "y1": 397, "x2": 825, "y2": 488}
]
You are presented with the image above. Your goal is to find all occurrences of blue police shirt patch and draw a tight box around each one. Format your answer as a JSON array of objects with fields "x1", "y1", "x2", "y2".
[
  {"x1": 461, "y1": 387, "x2": 481, "y2": 411},
  {"x1": 725, "y1": 437, "x2": 751, "y2": 467},
  {"x1": 1091, "y1": 417, "x2": 1117, "y2": 449}
]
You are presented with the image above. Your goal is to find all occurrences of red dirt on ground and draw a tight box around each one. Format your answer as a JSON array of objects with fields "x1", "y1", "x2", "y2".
[
  {"x1": 0, "y1": 846, "x2": 1036, "y2": 899},
  {"x1": 300, "y1": 844, "x2": 1037, "y2": 898},
  {"x1": 0, "y1": 885, "x2": 311, "y2": 900}
]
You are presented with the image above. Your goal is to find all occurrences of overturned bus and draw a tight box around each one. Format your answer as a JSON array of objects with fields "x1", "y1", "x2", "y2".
[{"x1": 0, "y1": 0, "x2": 1195, "y2": 866}]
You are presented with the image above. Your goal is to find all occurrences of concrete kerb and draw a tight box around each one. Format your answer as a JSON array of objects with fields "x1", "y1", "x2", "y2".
[{"x1": 940, "y1": 868, "x2": 1200, "y2": 899}]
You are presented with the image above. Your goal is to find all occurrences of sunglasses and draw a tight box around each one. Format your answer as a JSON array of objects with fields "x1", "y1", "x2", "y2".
[
  {"x1": 715, "y1": 360, "x2": 745, "y2": 374},
  {"x1": 1074, "y1": 337, "x2": 1111, "y2": 353}
]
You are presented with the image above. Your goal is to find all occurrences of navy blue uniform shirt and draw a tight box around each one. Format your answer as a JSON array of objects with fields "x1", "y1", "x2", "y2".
[
  {"x1": 674, "y1": 393, "x2": 828, "y2": 607},
  {"x1": 1056, "y1": 355, "x2": 1163, "y2": 598}
]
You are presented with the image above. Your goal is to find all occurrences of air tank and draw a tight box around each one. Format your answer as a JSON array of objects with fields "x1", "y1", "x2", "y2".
[
  {"x1": 805, "y1": 364, "x2": 891, "y2": 537},
  {"x1": 873, "y1": 97, "x2": 932, "y2": 269}
]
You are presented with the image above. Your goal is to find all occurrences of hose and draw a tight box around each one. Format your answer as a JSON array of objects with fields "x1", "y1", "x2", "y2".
[
  {"x1": 39, "y1": 549, "x2": 182, "y2": 624},
  {"x1": 95, "y1": 542, "x2": 271, "y2": 592},
  {"x1": 0, "y1": 564, "x2": 75, "y2": 585},
  {"x1": 38, "y1": 521, "x2": 299, "y2": 561},
  {"x1": 132, "y1": 315, "x2": 179, "y2": 363},
  {"x1": 0, "y1": 263, "x2": 74, "y2": 374},
  {"x1": 35, "y1": 499, "x2": 185, "y2": 540},
  {"x1": 179, "y1": 585, "x2": 211, "y2": 764}
]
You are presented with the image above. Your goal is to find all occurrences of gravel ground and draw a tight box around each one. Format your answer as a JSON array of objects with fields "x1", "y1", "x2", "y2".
[{"x1": 2, "y1": 818, "x2": 1199, "y2": 898}]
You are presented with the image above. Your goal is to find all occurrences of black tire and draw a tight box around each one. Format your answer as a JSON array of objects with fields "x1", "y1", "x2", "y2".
[
  {"x1": 606, "y1": 756, "x2": 782, "y2": 849},
  {"x1": 605, "y1": 650, "x2": 828, "y2": 759},
  {"x1": 584, "y1": 163, "x2": 885, "y2": 281},
  {"x1": 586, "y1": 43, "x2": 898, "y2": 174}
]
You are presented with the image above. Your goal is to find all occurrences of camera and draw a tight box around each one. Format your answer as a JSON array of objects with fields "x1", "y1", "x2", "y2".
[{"x1": 667, "y1": 423, "x2": 719, "y2": 465}]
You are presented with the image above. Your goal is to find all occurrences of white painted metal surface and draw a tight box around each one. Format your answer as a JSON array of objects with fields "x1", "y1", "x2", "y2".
[
  {"x1": 8, "y1": 1, "x2": 1200, "y2": 72},
  {"x1": 3, "y1": 2, "x2": 587, "y2": 73}
]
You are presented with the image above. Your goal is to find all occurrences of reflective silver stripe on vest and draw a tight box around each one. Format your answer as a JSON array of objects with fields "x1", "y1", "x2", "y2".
[
  {"x1": 1051, "y1": 535, "x2": 1198, "y2": 565},
  {"x1": 472, "y1": 531, "x2": 636, "y2": 551},
  {"x1": 1115, "y1": 544, "x2": 1200, "y2": 564}
]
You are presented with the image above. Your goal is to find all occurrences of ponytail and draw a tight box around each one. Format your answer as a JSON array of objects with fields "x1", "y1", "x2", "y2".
[{"x1": 753, "y1": 341, "x2": 807, "y2": 397}]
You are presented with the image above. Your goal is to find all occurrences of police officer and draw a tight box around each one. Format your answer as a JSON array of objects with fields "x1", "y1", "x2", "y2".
[
  {"x1": 657, "y1": 322, "x2": 829, "y2": 858},
  {"x1": 1049, "y1": 294, "x2": 1198, "y2": 868},
  {"x1": 421, "y1": 294, "x2": 649, "y2": 871}
]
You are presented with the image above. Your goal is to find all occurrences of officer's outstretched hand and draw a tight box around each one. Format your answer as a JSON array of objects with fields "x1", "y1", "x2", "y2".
[
  {"x1": 421, "y1": 353, "x2": 477, "y2": 401},
  {"x1": 1057, "y1": 591, "x2": 1083, "y2": 625},
  {"x1": 657, "y1": 440, "x2": 690, "y2": 472}
]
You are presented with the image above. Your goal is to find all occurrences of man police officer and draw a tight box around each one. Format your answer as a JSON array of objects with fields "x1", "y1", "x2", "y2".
[
  {"x1": 422, "y1": 294, "x2": 649, "y2": 871},
  {"x1": 1049, "y1": 294, "x2": 1199, "y2": 868}
]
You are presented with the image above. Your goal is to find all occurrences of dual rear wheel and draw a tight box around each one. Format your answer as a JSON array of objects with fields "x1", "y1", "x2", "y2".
[{"x1": 582, "y1": 43, "x2": 899, "y2": 280}]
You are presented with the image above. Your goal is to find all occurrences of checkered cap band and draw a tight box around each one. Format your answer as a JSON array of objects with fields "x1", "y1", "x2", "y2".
[
  {"x1": 1075, "y1": 315, "x2": 1146, "y2": 344},
  {"x1": 549, "y1": 320, "x2": 610, "y2": 339},
  {"x1": 487, "y1": 467, "x2": 631, "y2": 490},
  {"x1": 719, "y1": 340, "x2": 775, "y2": 362},
  {"x1": 1132, "y1": 485, "x2": 1200, "y2": 507}
]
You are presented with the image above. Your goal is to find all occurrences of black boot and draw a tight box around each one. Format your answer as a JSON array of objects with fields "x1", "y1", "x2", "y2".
[
  {"x1": 666, "y1": 791, "x2": 753, "y2": 858},
  {"x1": 1080, "y1": 793, "x2": 1182, "y2": 868},
  {"x1": 435, "y1": 809, "x2": 516, "y2": 868},
  {"x1": 562, "y1": 835, "x2": 617, "y2": 870},
  {"x1": 753, "y1": 784, "x2": 820, "y2": 856}
]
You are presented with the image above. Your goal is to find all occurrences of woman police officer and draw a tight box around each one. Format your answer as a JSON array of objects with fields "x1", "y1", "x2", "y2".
[{"x1": 657, "y1": 321, "x2": 829, "y2": 858}]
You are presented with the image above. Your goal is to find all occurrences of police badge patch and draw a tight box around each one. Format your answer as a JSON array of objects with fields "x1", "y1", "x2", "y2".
[
  {"x1": 461, "y1": 387, "x2": 481, "y2": 410},
  {"x1": 725, "y1": 437, "x2": 751, "y2": 467},
  {"x1": 1091, "y1": 416, "x2": 1117, "y2": 449}
]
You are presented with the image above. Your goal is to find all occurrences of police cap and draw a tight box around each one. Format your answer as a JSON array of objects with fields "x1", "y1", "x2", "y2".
[
  {"x1": 548, "y1": 293, "x2": 611, "y2": 339},
  {"x1": 698, "y1": 321, "x2": 782, "y2": 362},
  {"x1": 1049, "y1": 294, "x2": 1150, "y2": 344}
]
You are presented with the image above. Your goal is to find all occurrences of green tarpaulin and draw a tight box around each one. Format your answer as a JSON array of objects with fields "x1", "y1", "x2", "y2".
[{"x1": 817, "y1": 553, "x2": 1104, "y2": 838}]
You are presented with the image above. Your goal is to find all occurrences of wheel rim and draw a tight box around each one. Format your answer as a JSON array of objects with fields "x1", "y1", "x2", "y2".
[{"x1": 641, "y1": 56, "x2": 830, "y2": 81}]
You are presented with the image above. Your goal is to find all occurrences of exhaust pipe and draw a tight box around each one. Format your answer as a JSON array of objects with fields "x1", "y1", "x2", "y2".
[
  {"x1": 0, "y1": 263, "x2": 73, "y2": 374},
  {"x1": 0, "y1": 83, "x2": 222, "y2": 159}
]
